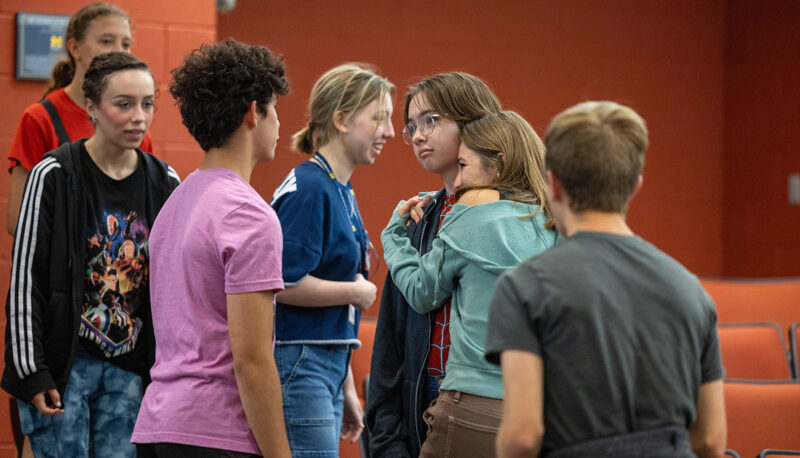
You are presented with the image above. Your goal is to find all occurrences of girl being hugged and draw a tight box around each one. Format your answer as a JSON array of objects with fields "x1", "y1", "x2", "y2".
[
  {"x1": 366, "y1": 72, "x2": 502, "y2": 458},
  {"x1": 6, "y1": 2, "x2": 155, "y2": 235},
  {"x1": 271, "y1": 63, "x2": 394, "y2": 456},
  {"x1": 1, "y1": 52, "x2": 179, "y2": 457},
  {"x1": 380, "y1": 111, "x2": 558, "y2": 457}
]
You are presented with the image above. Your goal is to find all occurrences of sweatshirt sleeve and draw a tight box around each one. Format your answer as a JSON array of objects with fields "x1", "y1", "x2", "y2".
[
  {"x1": 4, "y1": 157, "x2": 62, "y2": 401},
  {"x1": 381, "y1": 203, "x2": 456, "y2": 314}
]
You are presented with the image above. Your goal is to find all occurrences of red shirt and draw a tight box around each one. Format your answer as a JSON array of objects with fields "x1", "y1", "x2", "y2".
[
  {"x1": 8, "y1": 88, "x2": 154, "y2": 172},
  {"x1": 428, "y1": 194, "x2": 455, "y2": 376}
]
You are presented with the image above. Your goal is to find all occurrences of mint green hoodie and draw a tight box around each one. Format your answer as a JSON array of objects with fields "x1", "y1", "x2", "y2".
[{"x1": 381, "y1": 199, "x2": 558, "y2": 399}]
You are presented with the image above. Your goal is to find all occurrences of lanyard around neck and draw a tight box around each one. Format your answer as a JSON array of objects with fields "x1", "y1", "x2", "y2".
[
  {"x1": 313, "y1": 152, "x2": 369, "y2": 273},
  {"x1": 313, "y1": 152, "x2": 358, "y2": 221}
]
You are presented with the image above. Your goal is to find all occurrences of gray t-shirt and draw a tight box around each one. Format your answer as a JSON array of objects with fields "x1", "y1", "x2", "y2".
[{"x1": 485, "y1": 231, "x2": 724, "y2": 454}]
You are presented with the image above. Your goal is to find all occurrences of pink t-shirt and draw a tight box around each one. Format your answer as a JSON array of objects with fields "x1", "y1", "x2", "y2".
[{"x1": 132, "y1": 168, "x2": 283, "y2": 454}]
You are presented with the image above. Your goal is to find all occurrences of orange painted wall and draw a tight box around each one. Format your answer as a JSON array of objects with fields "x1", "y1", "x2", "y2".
[
  {"x1": 219, "y1": 0, "x2": 728, "y2": 319},
  {"x1": 0, "y1": 0, "x2": 215, "y2": 454},
  {"x1": 0, "y1": 0, "x2": 796, "y2": 454},
  {"x1": 723, "y1": 0, "x2": 800, "y2": 276}
]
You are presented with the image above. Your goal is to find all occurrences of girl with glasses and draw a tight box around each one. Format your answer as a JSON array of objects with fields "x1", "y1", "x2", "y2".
[
  {"x1": 366, "y1": 72, "x2": 501, "y2": 458},
  {"x1": 381, "y1": 110, "x2": 558, "y2": 457},
  {"x1": 270, "y1": 63, "x2": 395, "y2": 457}
]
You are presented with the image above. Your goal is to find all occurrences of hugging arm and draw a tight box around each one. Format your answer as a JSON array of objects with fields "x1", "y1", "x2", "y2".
[{"x1": 381, "y1": 207, "x2": 455, "y2": 314}]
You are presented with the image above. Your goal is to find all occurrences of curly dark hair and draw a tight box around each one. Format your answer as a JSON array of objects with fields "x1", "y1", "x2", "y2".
[
  {"x1": 169, "y1": 39, "x2": 289, "y2": 151},
  {"x1": 83, "y1": 52, "x2": 150, "y2": 106}
]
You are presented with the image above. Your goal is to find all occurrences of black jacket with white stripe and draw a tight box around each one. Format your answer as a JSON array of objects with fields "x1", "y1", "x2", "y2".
[{"x1": 1, "y1": 140, "x2": 179, "y2": 402}]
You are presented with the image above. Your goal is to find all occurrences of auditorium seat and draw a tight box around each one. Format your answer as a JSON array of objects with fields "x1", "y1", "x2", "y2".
[
  {"x1": 340, "y1": 318, "x2": 376, "y2": 458},
  {"x1": 791, "y1": 322, "x2": 799, "y2": 378},
  {"x1": 757, "y1": 450, "x2": 800, "y2": 457},
  {"x1": 718, "y1": 323, "x2": 792, "y2": 380},
  {"x1": 352, "y1": 317, "x2": 376, "y2": 400},
  {"x1": 724, "y1": 381, "x2": 800, "y2": 458},
  {"x1": 700, "y1": 277, "x2": 800, "y2": 340},
  {"x1": 360, "y1": 374, "x2": 371, "y2": 458}
]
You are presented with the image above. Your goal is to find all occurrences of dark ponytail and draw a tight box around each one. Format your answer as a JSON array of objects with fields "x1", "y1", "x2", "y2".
[{"x1": 44, "y1": 60, "x2": 76, "y2": 96}]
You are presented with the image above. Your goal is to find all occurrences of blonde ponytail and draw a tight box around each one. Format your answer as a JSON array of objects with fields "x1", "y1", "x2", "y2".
[{"x1": 291, "y1": 124, "x2": 316, "y2": 155}]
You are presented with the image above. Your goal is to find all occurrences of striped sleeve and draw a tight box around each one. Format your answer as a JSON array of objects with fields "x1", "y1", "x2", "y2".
[
  {"x1": 9, "y1": 157, "x2": 60, "y2": 380},
  {"x1": 166, "y1": 165, "x2": 180, "y2": 188}
]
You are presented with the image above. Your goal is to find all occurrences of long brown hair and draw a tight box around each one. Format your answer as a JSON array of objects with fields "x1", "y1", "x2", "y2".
[
  {"x1": 458, "y1": 111, "x2": 553, "y2": 227},
  {"x1": 44, "y1": 3, "x2": 129, "y2": 96}
]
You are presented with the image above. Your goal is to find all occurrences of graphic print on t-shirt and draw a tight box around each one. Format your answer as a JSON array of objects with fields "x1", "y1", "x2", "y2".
[{"x1": 81, "y1": 209, "x2": 149, "y2": 358}]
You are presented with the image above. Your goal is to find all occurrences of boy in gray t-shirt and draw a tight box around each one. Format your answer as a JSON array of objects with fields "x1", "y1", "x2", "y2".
[{"x1": 484, "y1": 101, "x2": 726, "y2": 458}]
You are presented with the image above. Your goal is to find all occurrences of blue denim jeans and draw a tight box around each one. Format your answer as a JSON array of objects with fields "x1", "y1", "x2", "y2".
[
  {"x1": 274, "y1": 344, "x2": 350, "y2": 458},
  {"x1": 18, "y1": 347, "x2": 143, "y2": 458}
]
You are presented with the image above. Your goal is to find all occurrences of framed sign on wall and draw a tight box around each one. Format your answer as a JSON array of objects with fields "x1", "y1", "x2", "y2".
[{"x1": 16, "y1": 12, "x2": 70, "y2": 81}]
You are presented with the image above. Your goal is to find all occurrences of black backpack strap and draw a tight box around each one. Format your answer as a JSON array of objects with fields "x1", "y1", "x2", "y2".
[{"x1": 39, "y1": 98, "x2": 70, "y2": 146}]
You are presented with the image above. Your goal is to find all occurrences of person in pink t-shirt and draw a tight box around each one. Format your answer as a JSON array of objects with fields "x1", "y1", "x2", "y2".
[{"x1": 131, "y1": 40, "x2": 290, "y2": 458}]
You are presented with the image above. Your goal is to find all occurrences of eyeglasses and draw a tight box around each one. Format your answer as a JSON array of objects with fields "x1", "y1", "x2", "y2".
[{"x1": 402, "y1": 114, "x2": 441, "y2": 145}]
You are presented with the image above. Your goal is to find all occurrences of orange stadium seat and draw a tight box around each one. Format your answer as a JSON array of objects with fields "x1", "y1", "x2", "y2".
[
  {"x1": 700, "y1": 277, "x2": 800, "y2": 339},
  {"x1": 791, "y1": 322, "x2": 800, "y2": 379},
  {"x1": 757, "y1": 450, "x2": 800, "y2": 457},
  {"x1": 718, "y1": 323, "x2": 792, "y2": 380},
  {"x1": 351, "y1": 318, "x2": 376, "y2": 400},
  {"x1": 340, "y1": 317, "x2": 376, "y2": 458},
  {"x1": 724, "y1": 381, "x2": 800, "y2": 458}
]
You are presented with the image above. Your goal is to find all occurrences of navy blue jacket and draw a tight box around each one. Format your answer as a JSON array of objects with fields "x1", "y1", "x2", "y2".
[{"x1": 366, "y1": 188, "x2": 445, "y2": 458}]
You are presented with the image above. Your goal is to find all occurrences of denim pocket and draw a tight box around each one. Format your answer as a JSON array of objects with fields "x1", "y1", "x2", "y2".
[
  {"x1": 275, "y1": 344, "x2": 307, "y2": 393},
  {"x1": 285, "y1": 416, "x2": 338, "y2": 457}
]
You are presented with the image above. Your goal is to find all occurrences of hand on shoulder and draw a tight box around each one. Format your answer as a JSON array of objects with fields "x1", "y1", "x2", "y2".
[{"x1": 397, "y1": 193, "x2": 433, "y2": 224}]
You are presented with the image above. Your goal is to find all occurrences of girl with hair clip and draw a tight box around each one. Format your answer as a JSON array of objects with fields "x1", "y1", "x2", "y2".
[
  {"x1": 380, "y1": 111, "x2": 559, "y2": 457},
  {"x1": 270, "y1": 63, "x2": 394, "y2": 456},
  {"x1": 6, "y1": 2, "x2": 155, "y2": 236},
  {"x1": 366, "y1": 72, "x2": 501, "y2": 458},
  {"x1": 2, "y1": 52, "x2": 179, "y2": 458}
]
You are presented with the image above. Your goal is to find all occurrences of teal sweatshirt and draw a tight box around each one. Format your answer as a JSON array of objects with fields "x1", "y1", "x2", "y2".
[{"x1": 381, "y1": 199, "x2": 558, "y2": 399}]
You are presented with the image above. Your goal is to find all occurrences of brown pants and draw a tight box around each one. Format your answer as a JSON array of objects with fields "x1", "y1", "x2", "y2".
[{"x1": 419, "y1": 390, "x2": 503, "y2": 458}]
